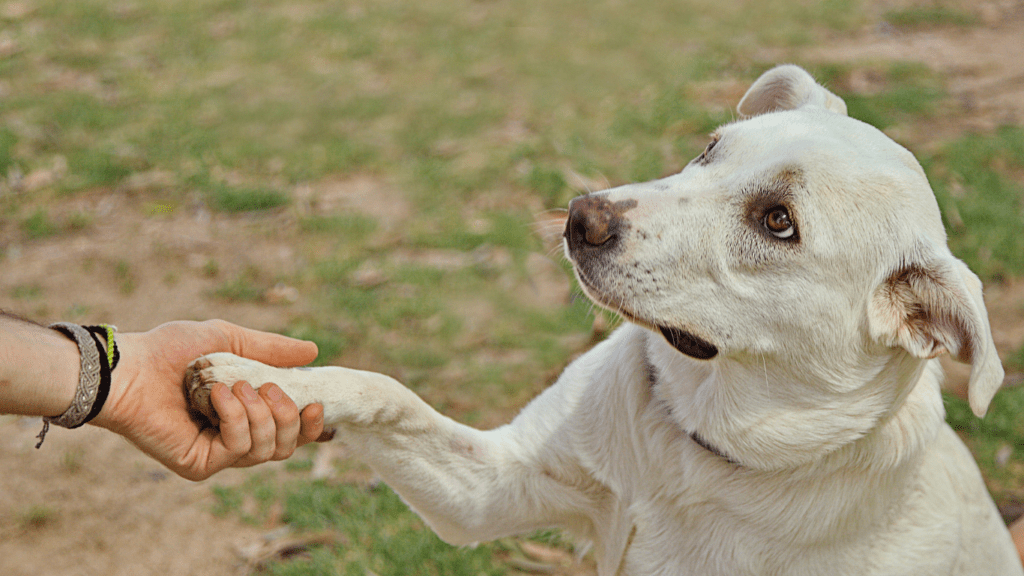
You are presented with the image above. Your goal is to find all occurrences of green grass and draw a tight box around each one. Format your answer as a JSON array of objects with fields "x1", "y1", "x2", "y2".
[
  {"x1": 1008, "y1": 343, "x2": 1024, "y2": 372},
  {"x1": 10, "y1": 284, "x2": 44, "y2": 300},
  {"x1": 1, "y1": 0, "x2": 865, "y2": 211},
  {"x1": 202, "y1": 177, "x2": 291, "y2": 212},
  {"x1": 64, "y1": 147, "x2": 136, "y2": 191},
  {"x1": 20, "y1": 208, "x2": 59, "y2": 240},
  {"x1": 885, "y1": 6, "x2": 979, "y2": 28},
  {"x1": 830, "y1": 62, "x2": 946, "y2": 130},
  {"x1": 114, "y1": 259, "x2": 137, "y2": 295},
  {"x1": 947, "y1": 388, "x2": 1024, "y2": 503},
  {"x1": 299, "y1": 214, "x2": 378, "y2": 239},
  {"x1": 218, "y1": 477, "x2": 509, "y2": 576},
  {"x1": 926, "y1": 126, "x2": 1024, "y2": 280},
  {"x1": 0, "y1": 128, "x2": 17, "y2": 175},
  {"x1": 284, "y1": 321, "x2": 350, "y2": 366},
  {"x1": 18, "y1": 505, "x2": 58, "y2": 531},
  {"x1": 212, "y1": 267, "x2": 266, "y2": 302}
]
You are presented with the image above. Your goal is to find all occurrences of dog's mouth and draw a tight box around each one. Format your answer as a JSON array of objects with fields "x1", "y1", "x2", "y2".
[{"x1": 572, "y1": 266, "x2": 719, "y2": 360}]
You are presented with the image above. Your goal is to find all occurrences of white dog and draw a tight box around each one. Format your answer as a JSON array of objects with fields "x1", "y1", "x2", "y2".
[{"x1": 187, "y1": 65, "x2": 1023, "y2": 575}]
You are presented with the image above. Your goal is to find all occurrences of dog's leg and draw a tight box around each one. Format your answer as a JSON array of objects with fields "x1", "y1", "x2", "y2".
[{"x1": 185, "y1": 353, "x2": 602, "y2": 545}]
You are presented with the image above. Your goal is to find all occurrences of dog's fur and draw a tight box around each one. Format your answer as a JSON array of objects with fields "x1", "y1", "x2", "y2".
[{"x1": 187, "y1": 65, "x2": 1023, "y2": 575}]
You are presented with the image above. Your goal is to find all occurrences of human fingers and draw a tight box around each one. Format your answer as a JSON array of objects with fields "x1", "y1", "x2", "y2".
[
  {"x1": 258, "y1": 383, "x2": 302, "y2": 460},
  {"x1": 208, "y1": 320, "x2": 318, "y2": 367},
  {"x1": 194, "y1": 381, "x2": 254, "y2": 477},
  {"x1": 298, "y1": 403, "x2": 327, "y2": 445},
  {"x1": 232, "y1": 381, "x2": 277, "y2": 465}
]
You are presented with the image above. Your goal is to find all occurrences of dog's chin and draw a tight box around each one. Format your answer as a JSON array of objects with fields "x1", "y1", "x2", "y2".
[
  {"x1": 658, "y1": 326, "x2": 719, "y2": 360},
  {"x1": 571, "y1": 266, "x2": 720, "y2": 361}
]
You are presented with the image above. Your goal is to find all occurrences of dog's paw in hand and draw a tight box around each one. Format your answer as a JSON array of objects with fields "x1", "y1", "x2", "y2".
[
  {"x1": 184, "y1": 352, "x2": 273, "y2": 425},
  {"x1": 184, "y1": 355, "x2": 221, "y2": 424}
]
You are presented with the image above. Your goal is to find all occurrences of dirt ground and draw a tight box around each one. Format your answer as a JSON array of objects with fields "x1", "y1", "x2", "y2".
[{"x1": 3, "y1": 4, "x2": 1024, "y2": 575}]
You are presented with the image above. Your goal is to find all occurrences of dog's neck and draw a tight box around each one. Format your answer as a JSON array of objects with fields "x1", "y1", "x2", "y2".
[
  {"x1": 642, "y1": 341, "x2": 743, "y2": 466},
  {"x1": 643, "y1": 328, "x2": 942, "y2": 472}
]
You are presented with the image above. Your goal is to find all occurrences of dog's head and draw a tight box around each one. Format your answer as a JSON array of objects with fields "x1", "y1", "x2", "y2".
[{"x1": 564, "y1": 65, "x2": 1003, "y2": 444}]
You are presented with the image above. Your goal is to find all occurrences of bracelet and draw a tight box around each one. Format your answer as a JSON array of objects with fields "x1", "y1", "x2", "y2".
[{"x1": 35, "y1": 323, "x2": 119, "y2": 448}]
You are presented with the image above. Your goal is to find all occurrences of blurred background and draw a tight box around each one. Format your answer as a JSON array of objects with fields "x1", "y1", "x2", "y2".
[{"x1": 1, "y1": 0, "x2": 1023, "y2": 574}]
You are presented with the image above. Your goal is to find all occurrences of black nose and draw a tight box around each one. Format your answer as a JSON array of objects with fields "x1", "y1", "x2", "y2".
[{"x1": 564, "y1": 195, "x2": 635, "y2": 252}]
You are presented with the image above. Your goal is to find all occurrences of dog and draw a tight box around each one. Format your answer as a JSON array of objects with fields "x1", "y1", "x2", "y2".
[{"x1": 186, "y1": 65, "x2": 1023, "y2": 575}]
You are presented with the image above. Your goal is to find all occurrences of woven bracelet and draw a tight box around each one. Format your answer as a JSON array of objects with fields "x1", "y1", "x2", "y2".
[{"x1": 35, "y1": 323, "x2": 118, "y2": 449}]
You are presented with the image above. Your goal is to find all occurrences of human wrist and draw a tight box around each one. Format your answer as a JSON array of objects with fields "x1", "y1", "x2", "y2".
[
  {"x1": 34, "y1": 323, "x2": 121, "y2": 447},
  {"x1": 38, "y1": 330, "x2": 82, "y2": 417},
  {"x1": 89, "y1": 332, "x2": 142, "y2": 434}
]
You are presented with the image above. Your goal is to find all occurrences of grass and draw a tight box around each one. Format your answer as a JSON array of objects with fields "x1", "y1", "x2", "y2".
[
  {"x1": 9, "y1": 284, "x2": 43, "y2": 300},
  {"x1": 213, "y1": 471, "x2": 544, "y2": 576},
  {"x1": 213, "y1": 267, "x2": 266, "y2": 302},
  {"x1": 283, "y1": 321, "x2": 349, "y2": 367},
  {"x1": 926, "y1": 126, "x2": 1024, "y2": 280},
  {"x1": 20, "y1": 208, "x2": 58, "y2": 240},
  {"x1": 18, "y1": 505, "x2": 58, "y2": 531},
  {"x1": 1008, "y1": 343, "x2": 1024, "y2": 372},
  {"x1": 277, "y1": 481, "x2": 507, "y2": 576},
  {"x1": 208, "y1": 185, "x2": 290, "y2": 213},
  {"x1": 885, "y1": 5, "x2": 979, "y2": 28},
  {"x1": 114, "y1": 259, "x2": 136, "y2": 295},
  {"x1": 947, "y1": 388, "x2": 1024, "y2": 504},
  {"x1": 815, "y1": 61, "x2": 947, "y2": 130},
  {"x1": 299, "y1": 214, "x2": 377, "y2": 239},
  {"x1": 3, "y1": 0, "x2": 1024, "y2": 573}
]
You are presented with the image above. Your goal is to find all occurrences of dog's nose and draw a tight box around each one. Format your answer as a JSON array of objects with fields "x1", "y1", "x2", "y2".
[{"x1": 565, "y1": 195, "x2": 628, "y2": 249}]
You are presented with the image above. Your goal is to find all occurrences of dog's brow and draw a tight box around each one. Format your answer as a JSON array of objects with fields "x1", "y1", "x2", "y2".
[
  {"x1": 743, "y1": 169, "x2": 800, "y2": 201},
  {"x1": 695, "y1": 132, "x2": 723, "y2": 166}
]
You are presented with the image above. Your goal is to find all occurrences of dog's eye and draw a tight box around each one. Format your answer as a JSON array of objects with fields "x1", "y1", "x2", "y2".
[{"x1": 763, "y1": 207, "x2": 795, "y2": 239}]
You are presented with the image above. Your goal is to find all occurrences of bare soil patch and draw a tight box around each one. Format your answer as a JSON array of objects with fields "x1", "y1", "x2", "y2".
[
  {"x1": 807, "y1": 1, "x2": 1024, "y2": 137},
  {"x1": 0, "y1": 418, "x2": 266, "y2": 576}
]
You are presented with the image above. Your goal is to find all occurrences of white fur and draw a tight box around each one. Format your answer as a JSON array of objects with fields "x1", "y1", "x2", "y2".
[{"x1": 190, "y1": 65, "x2": 1021, "y2": 575}]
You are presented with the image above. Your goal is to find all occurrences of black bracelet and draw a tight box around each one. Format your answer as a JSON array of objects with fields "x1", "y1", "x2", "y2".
[{"x1": 79, "y1": 328, "x2": 112, "y2": 427}]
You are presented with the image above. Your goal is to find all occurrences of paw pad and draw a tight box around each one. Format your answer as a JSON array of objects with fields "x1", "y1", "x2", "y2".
[{"x1": 184, "y1": 357, "x2": 220, "y2": 424}]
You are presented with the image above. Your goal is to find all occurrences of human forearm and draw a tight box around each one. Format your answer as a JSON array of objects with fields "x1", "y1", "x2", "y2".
[
  {"x1": 0, "y1": 312, "x2": 80, "y2": 418},
  {"x1": 1, "y1": 313, "x2": 324, "y2": 479}
]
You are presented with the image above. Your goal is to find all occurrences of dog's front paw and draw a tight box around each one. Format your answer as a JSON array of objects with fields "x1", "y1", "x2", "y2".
[{"x1": 184, "y1": 353, "x2": 270, "y2": 424}]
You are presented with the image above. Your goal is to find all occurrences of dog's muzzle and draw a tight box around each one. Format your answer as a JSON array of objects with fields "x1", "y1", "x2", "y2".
[{"x1": 564, "y1": 194, "x2": 719, "y2": 361}]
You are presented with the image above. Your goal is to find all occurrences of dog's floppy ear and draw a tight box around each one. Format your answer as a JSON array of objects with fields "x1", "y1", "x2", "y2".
[
  {"x1": 738, "y1": 65, "x2": 847, "y2": 117},
  {"x1": 868, "y1": 255, "x2": 1004, "y2": 416}
]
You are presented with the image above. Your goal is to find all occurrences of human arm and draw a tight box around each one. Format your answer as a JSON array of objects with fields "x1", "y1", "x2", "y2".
[{"x1": 0, "y1": 314, "x2": 325, "y2": 480}]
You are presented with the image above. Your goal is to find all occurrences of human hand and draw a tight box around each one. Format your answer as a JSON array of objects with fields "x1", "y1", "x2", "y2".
[{"x1": 91, "y1": 319, "x2": 324, "y2": 481}]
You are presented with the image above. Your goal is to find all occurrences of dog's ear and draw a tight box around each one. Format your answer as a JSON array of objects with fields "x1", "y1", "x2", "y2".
[
  {"x1": 868, "y1": 255, "x2": 1004, "y2": 416},
  {"x1": 738, "y1": 65, "x2": 847, "y2": 118}
]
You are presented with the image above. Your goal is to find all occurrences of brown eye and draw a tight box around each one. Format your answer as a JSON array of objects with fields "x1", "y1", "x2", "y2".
[{"x1": 764, "y1": 207, "x2": 795, "y2": 239}]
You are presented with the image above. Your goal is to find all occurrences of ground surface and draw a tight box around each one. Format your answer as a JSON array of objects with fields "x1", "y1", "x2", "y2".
[{"x1": 2, "y1": 1, "x2": 1024, "y2": 575}]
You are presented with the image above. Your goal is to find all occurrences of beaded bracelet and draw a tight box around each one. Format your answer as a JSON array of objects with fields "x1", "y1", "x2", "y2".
[{"x1": 35, "y1": 323, "x2": 119, "y2": 449}]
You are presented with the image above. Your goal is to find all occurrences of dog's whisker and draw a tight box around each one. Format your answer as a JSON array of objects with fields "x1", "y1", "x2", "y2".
[
  {"x1": 761, "y1": 353, "x2": 771, "y2": 403},
  {"x1": 532, "y1": 208, "x2": 569, "y2": 219},
  {"x1": 567, "y1": 170, "x2": 594, "y2": 195}
]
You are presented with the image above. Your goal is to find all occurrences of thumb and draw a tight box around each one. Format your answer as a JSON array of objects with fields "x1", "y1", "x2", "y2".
[{"x1": 208, "y1": 320, "x2": 319, "y2": 367}]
